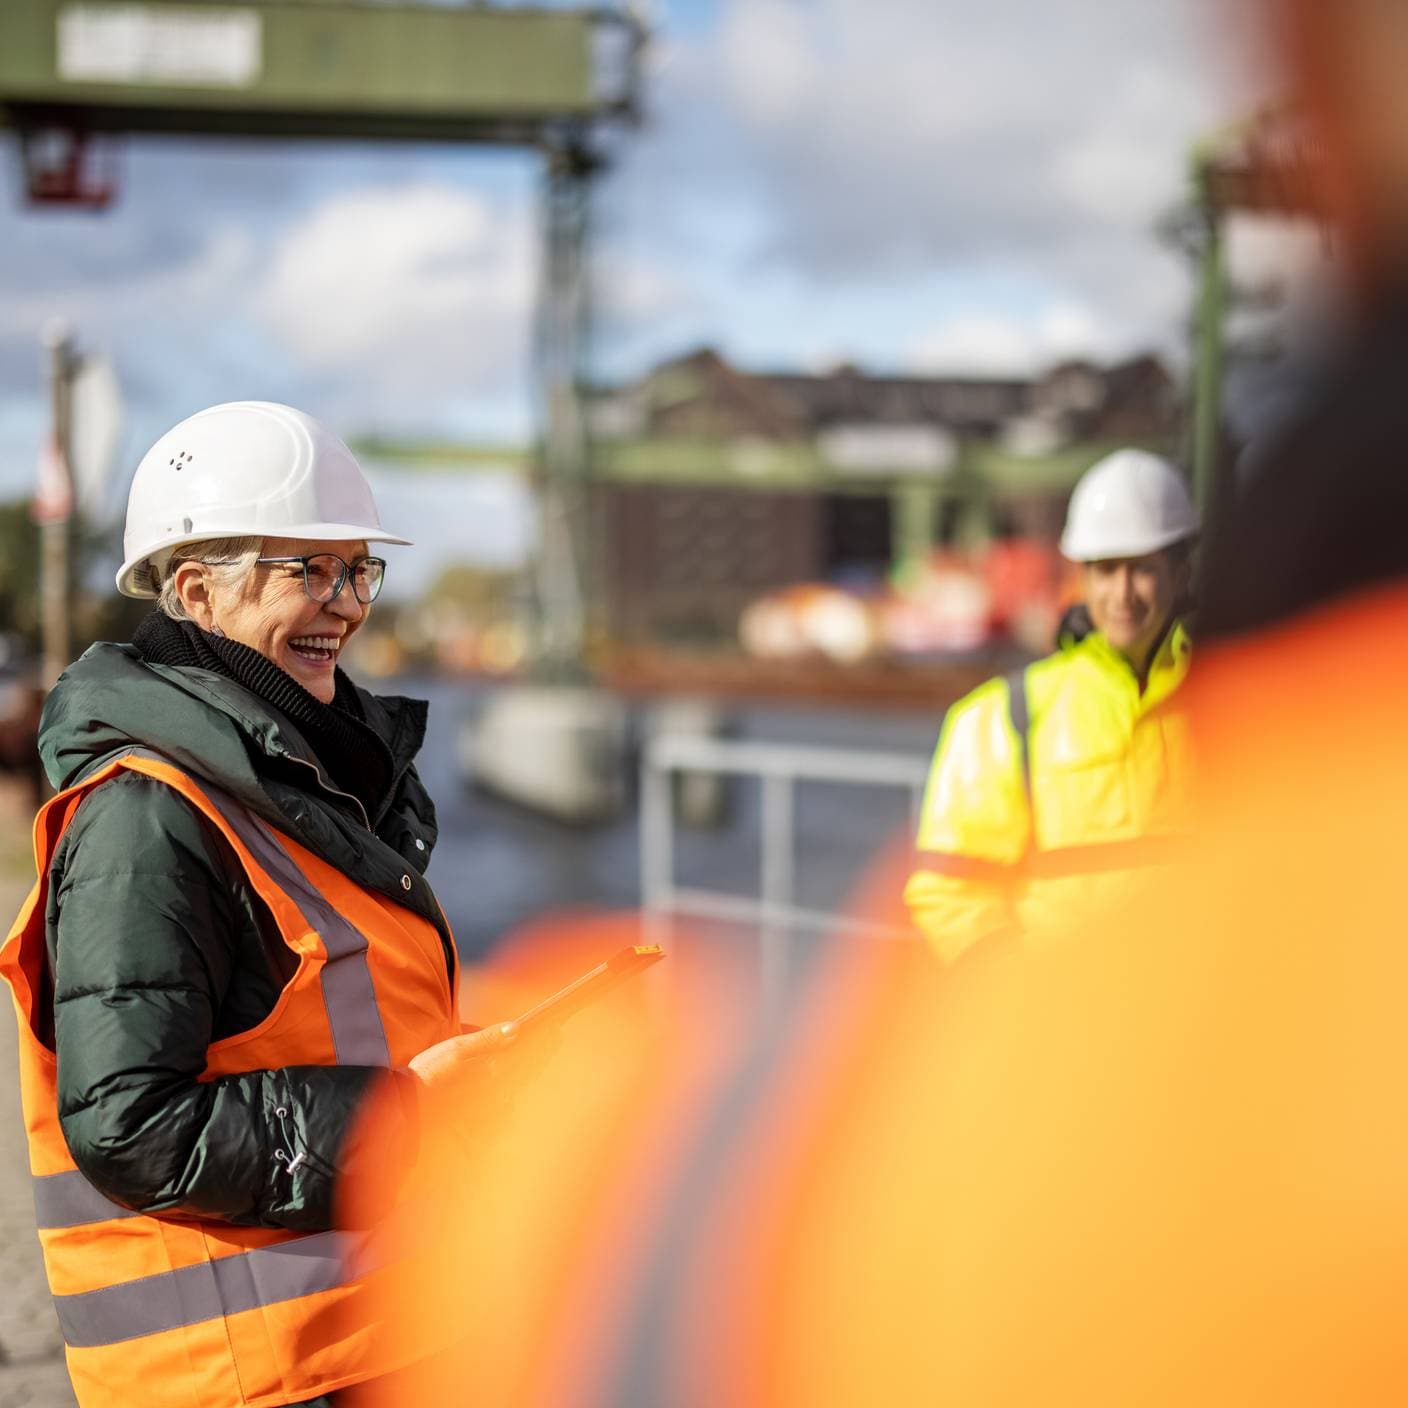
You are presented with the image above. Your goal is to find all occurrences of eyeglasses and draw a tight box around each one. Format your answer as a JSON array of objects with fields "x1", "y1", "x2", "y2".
[{"x1": 255, "y1": 553, "x2": 386, "y2": 605}]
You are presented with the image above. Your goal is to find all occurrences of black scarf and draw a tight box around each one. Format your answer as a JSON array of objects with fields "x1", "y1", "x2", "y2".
[{"x1": 132, "y1": 610, "x2": 394, "y2": 820}]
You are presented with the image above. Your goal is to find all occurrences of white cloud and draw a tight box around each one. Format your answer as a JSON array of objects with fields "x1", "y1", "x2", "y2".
[
  {"x1": 909, "y1": 316, "x2": 1034, "y2": 377},
  {"x1": 597, "y1": 248, "x2": 689, "y2": 321},
  {"x1": 0, "y1": 170, "x2": 547, "y2": 498},
  {"x1": 908, "y1": 303, "x2": 1111, "y2": 377},
  {"x1": 5, "y1": 224, "x2": 258, "y2": 343},
  {"x1": 678, "y1": 0, "x2": 1239, "y2": 352},
  {"x1": 1053, "y1": 65, "x2": 1211, "y2": 225},
  {"x1": 253, "y1": 183, "x2": 537, "y2": 403},
  {"x1": 718, "y1": 0, "x2": 1219, "y2": 249},
  {"x1": 720, "y1": 0, "x2": 825, "y2": 126}
]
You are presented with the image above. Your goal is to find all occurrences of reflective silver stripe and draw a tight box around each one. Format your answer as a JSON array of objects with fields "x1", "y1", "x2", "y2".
[
  {"x1": 908, "y1": 848, "x2": 1015, "y2": 883},
  {"x1": 53, "y1": 1229, "x2": 369, "y2": 1348},
  {"x1": 1005, "y1": 667, "x2": 1032, "y2": 809},
  {"x1": 33, "y1": 1170, "x2": 139, "y2": 1230},
  {"x1": 1022, "y1": 834, "x2": 1188, "y2": 879},
  {"x1": 911, "y1": 834, "x2": 1186, "y2": 883},
  {"x1": 225, "y1": 810, "x2": 393, "y2": 1068},
  {"x1": 117, "y1": 749, "x2": 392, "y2": 1068}
]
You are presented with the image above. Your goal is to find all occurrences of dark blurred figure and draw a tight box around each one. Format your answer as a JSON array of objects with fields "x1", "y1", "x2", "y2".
[{"x1": 1199, "y1": 0, "x2": 1408, "y2": 633}]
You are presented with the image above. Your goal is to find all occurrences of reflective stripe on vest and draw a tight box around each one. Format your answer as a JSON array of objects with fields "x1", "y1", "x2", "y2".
[
  {"x1": 123, "y1": 747, "x2": 392, "y2": 1069},
  {"x1": 216, "y1": 787, "x2": 392, "y2": 1068},
  {"x1": 33, "y1": 1170, "x2": 137, "y2": 1230},
  {"x1": 52, "y1": 1229, "x2": 384, "y2": 1348}
]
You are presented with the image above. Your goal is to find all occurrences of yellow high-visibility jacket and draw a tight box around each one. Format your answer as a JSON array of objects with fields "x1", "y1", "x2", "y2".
[{"x1": 906, "y1": 622, "x2": 1193, "y2": 962}]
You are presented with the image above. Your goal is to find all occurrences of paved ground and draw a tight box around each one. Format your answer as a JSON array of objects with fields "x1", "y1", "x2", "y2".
[{"x1": 0, "y1": 778, "x2": 77, "y2": 1407}]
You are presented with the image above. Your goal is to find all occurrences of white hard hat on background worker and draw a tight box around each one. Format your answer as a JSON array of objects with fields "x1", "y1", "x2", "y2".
[
  {"x1": 117, "y1": 400, "x2": 411, "y2": 598},
  {"x1": 1060, "y1": 449, "x2": 1199, "y2": 562}
]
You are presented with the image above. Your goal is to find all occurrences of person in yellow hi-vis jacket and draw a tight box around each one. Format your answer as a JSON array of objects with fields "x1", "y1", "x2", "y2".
[{"x1": 906, "y1": 450, "x2": 1199, "y2": 963}]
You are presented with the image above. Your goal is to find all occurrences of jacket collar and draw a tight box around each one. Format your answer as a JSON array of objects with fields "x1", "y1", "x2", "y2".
[
  {"x1": 42, "y1": 643, "x2": 426, "y2": 809},
  {"x1": 1077, "y1": 620, "x2": 1191, "y2": 711},
  {"x1": 351, "y1": 685, "x2": 428, "y2": 778}
]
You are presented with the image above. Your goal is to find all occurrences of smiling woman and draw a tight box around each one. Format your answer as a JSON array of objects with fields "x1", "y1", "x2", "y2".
[
  {"x1": 0, "y1": 401, "x2": 525, "y2": 1408},
  {"x1": 167, "y1": 536, "x2": 381, "y2": 704}
]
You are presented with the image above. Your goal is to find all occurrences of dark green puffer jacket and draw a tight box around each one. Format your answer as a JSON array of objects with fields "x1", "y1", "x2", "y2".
[{"x1": 37, "y1": 642, "x2": 453, "y2": 1232}]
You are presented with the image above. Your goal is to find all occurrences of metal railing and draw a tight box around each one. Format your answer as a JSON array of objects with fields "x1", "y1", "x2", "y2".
[{"x1": 640, "y1": 733, "x2": 931, "y2": 1004}]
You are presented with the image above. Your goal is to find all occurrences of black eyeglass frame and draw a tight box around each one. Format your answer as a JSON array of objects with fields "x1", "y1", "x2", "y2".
[{"x1": 255, "y1": 553, "x2": 387, "y2": 605}]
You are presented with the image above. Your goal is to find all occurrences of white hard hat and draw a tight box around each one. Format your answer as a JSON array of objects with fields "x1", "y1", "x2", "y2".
[
  {"x1": 117, "y1": 401, "x2": 411, "y2": 598},
  {"x1": 1060, "y1": 449, "x2": 1199, "y2": 562}
]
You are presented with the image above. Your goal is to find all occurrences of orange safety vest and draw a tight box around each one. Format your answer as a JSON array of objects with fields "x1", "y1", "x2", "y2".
[{"x1": 0, "y1": 750, "x2": 460, "y2": 1408}]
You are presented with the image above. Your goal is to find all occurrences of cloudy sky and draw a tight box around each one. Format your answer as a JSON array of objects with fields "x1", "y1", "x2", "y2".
[{"x1": 0, "y1": 0, "x2": 1264, "y2": 522}]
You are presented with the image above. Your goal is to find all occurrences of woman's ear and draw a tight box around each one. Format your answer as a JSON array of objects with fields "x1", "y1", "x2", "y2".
[{"x1": 172, "y1": 561, "x2": 217, "y2": 632}]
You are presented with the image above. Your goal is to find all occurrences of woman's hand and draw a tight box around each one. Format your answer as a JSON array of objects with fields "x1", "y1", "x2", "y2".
[{"x1": 408, "y1": 1022, "x2": 519, "y2": 1090}]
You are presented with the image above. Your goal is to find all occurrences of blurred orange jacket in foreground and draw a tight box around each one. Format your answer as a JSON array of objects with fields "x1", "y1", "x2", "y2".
[{"x1": 351, "y1": 588, "x2": 1408, "y2": 1405}]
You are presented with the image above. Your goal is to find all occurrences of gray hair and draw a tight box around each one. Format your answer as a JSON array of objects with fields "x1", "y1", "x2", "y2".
[{"x1": 155, "y1": 537, "x2": 263, "y2": 621}]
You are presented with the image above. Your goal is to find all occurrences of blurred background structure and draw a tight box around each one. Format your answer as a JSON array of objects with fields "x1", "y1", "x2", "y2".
[{"x1": 0, "y1": 0, "x2": 1320, "y2": 952}]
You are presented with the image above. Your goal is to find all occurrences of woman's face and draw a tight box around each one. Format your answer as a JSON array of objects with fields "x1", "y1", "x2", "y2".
[{"x1": 205, "y1": 536, "x2": 371, "y2": 704}]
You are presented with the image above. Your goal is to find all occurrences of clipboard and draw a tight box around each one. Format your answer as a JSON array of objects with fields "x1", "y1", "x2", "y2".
[{"x1": 513, "y1": 945, "x2": 665, "y2": 1031}]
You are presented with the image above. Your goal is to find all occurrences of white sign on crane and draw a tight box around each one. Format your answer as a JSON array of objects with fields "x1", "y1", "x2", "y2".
[{"x1": 57, "y1": 4, "x2": 262, "y2": 89}]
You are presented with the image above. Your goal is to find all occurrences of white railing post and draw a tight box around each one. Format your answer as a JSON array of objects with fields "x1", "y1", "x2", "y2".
[
  {"x1": 760, "y1": 772, "x2": 795, "y2": 1009},
  {"x1": 639, "y1": 738, "x2": 675, "y2": 950},
  {"x1": 639, "y1": 734, "x2": 931, "y2": 988}
]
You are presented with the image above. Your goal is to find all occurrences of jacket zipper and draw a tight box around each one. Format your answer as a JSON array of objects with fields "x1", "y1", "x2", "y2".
[
  {"x1": 282, "y1": 752, "x2": 371, "y2": 832},
  {"x1": 283, "y1": 737, "x2": 417, "y2": 838},
  {"x1": 283, "y1": 744, "x2": 454, "y2": 979}
]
